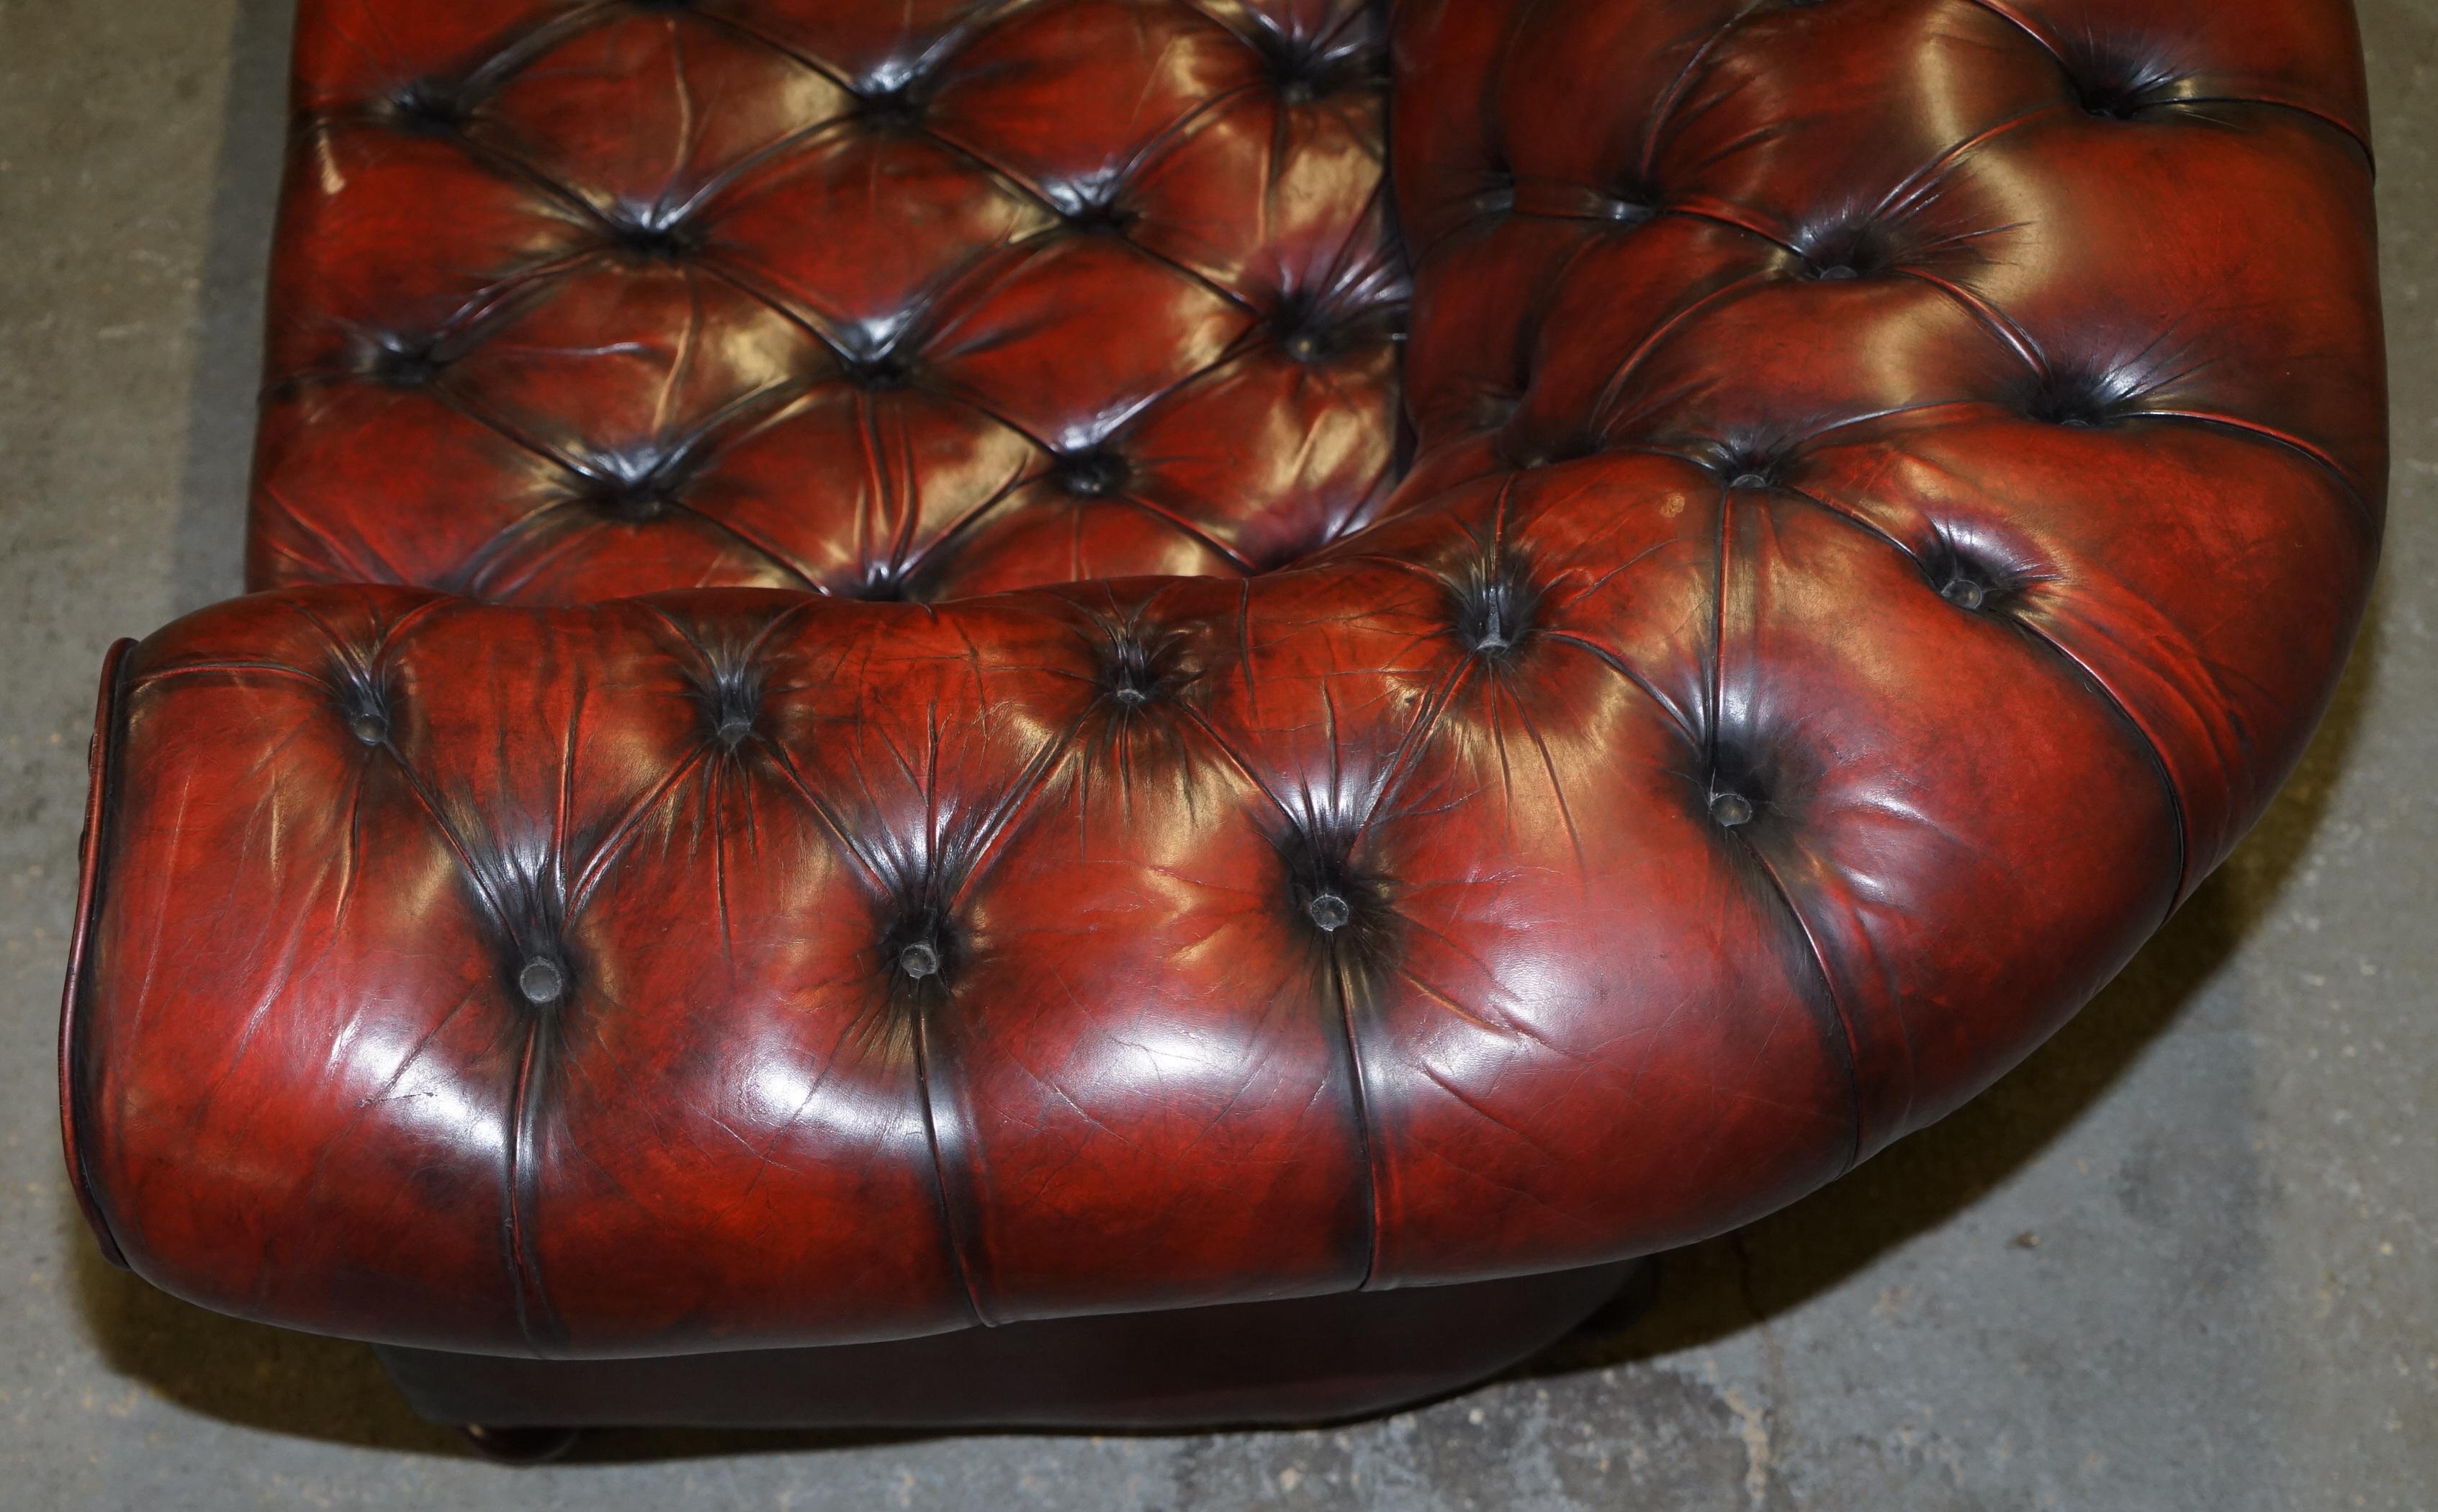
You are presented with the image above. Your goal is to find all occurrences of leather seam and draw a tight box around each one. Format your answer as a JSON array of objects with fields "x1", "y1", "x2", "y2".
[
  {"x1": 1714, "y1": 484, "x2": 1872, "y2": 1170},
  {"x1": 57, "y1": 639, "x2": 136, "y2": 1272},
  {"x1": 1776, "y1": 481, "x2": 2191, "y2": 915}
]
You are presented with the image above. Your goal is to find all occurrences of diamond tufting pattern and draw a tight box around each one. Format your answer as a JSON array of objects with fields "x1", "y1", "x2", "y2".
[
  {"x1": 60, "y1": 0, "x2": 2383, "y2": 1362},
  {"x1": 250, "y1": 0, "x2": 1405, "y2": 600}
]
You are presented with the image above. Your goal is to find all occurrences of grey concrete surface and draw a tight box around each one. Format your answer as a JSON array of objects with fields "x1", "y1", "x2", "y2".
[{"x1": 1, "y1": 0, "x2": 2432, "y2": 1506}]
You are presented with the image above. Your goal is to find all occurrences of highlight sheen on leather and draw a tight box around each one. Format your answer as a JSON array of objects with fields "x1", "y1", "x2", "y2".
[{"x1": 61, "y1": 0, "x2": 2383, "y2": 1362}]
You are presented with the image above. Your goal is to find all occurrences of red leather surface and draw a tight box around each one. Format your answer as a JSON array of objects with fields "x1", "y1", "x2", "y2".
[
  {"x1": 248, "y1": 0, "x2": 1403, "y2": 599},
  {"x1": 374, "y1": 1260, "x2": 1638, "y2": 1428},
  {"x1": 63, "y1": 0, "x2": 2383, "y2": 1359}
]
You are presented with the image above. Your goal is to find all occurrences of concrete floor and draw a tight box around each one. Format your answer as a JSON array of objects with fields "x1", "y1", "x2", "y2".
[{"x1": 2, "y1": 0, "x2": 2432, "y2": 1506}]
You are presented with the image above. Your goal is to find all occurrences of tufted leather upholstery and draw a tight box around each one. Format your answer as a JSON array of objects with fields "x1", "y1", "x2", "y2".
[
  {"x1": 62, "y1": 0, "x2": 2383, "y2": 1365},
  {"x1": 248, "y1": 0, "x2": 1404, "y2": 599}
]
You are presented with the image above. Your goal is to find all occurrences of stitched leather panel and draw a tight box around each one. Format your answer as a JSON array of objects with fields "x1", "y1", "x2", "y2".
[{"x1": 62, "y1": 0, "x2": 2383, "y2": 1356}]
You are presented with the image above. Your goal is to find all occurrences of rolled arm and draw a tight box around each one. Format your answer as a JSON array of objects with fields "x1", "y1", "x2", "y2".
[
  {"x1": 68, "y1": 438, "x2": 2320, "y2": 1355},
  {"x1": 63, "y1": 0, "x2": 2385, "y2": 1357}
]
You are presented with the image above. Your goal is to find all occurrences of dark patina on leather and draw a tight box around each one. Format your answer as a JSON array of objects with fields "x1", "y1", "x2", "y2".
[{"x1": 61, "y1": 0, "x2": 2383, "y2": 1384}]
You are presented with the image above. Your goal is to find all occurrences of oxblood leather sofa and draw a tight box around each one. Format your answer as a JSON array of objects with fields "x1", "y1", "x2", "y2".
[{"x1": 60, "y1": 0, "x2": 2384, "y2": 1449}]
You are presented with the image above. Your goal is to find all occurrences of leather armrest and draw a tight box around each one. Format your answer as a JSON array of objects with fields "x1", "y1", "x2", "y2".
[{"x1": 61, "y1": 0, "x2": 2385, "y2": 1359}]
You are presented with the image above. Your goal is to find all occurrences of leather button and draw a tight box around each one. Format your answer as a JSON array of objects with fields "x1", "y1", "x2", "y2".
[
  {"x1": 602, "y1": 211, "x2": 701, "y2": 261},
  {"x1": 362, "y1": 337, "x2": 441, "y2": 386},
  {"x1": 385, "y1": 78, "x2": 470, "y2": 133},
  {"x1": 1062, "y1": 196, "x2": 1138, "y2": 235},
  {"x1": 842, "y1": 351, "x2": 913, "y2": 391},
  {"x1": 517, "y1": 957, "x2": 565, "y2": 1006},
  {"x1": 1104, "y1": 635, "x2": 1161, "y2": 705},
  {"x1": 2023, "y1": 369, "x2": 2126, "y2": 428},
  {"x1": 1454, "y1": 566, "x2": 1537, "y2": 657},
  {"x1": 1055, "y1": 450, "x2": 1130, "y2": 498},
  {"x1": 2075, "y1": 77, "x2": 2149, "y2": 119},
  {"x1": 899, "y1": 940, "x2": 942, "y2": 980},
  {"x1": 591, "y1": 484, "x2": 671, "y2": 521},
  {"x1": 858, "y1": 84, "x2": 927, "y2": 130}
]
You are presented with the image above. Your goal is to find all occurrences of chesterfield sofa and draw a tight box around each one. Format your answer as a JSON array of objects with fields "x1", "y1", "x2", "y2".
[{"x1": 59, "y1": 0, "x2": 2383, "y2": 1453}]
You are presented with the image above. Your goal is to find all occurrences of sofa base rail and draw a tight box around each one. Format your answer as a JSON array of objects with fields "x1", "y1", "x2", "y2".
[{"x1": 375, "y1": 1259, "x2": 1648, "y2": 1434}]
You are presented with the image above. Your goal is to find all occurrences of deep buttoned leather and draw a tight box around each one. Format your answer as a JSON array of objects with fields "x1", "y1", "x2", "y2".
[
  {"x1": 61, "y1": 0, "x2": 2383, "y2": 1359},
  {"x1": 248, "y1": 0, "x2": 1404, "y2": 600}
]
